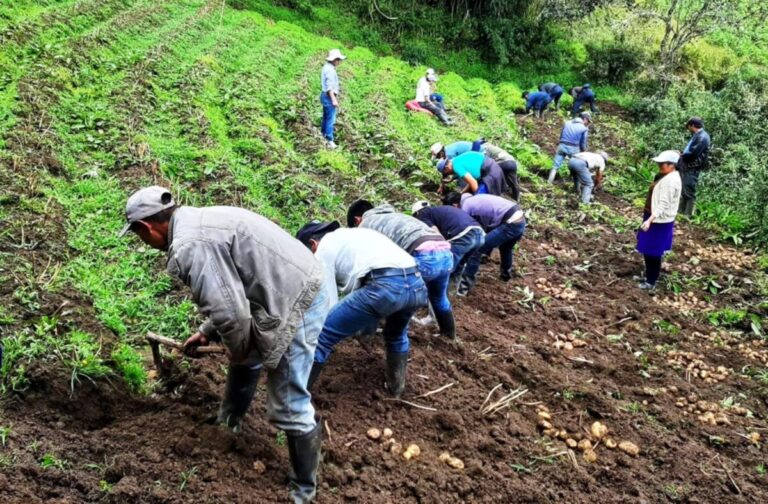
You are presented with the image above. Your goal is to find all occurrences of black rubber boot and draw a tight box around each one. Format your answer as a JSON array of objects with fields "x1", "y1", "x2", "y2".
[
  {"x1": 385, "y1": 352, "x2": 408, "y2": 398},
  {"x1": 306, "y1": 361, "x2": 325, "y2": 392},
  {"x1": 287, "y1": 420, "x2": 323, "y2": 503},
  {"x1": 434, "y1": 309, "x2": 456, "y2": 340},
  {"x1": 217, "y1": 364, "x2": 260, "y2": 433}
]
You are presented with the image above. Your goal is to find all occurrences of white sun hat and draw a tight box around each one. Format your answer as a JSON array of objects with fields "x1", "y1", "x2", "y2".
[
  {"x1": 411, "y1": 200, "x2": 430, "y2": 215},
  {"x1": 652, "y1": 150, "x2": 680, "y2": 165},
  {"x1": 326, "y1": 49, "x2": 347, "y2": 61},
  {"x1": 426, "y1": 68, "x2": 438, "y2": 82},
  {"x1": 430, "y1": 142, "x2": 444, "y2": 157}
]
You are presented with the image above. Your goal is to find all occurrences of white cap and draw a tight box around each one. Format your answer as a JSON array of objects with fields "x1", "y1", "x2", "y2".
[
  {"x1": 426, "y1": 68, "x2": 438, "y2": 82},
  {"x1": 411, "y1": 200, "x2": 430, "y2": 215},
  {"x1": 326, "y1": 49, "x2": 346, "y2": 62},
  {"x1": 598, "y1": 150, "x2": 609, "y2": 161},
  {"x1": 652, "y1": 150, "x2": 680, "y2": 165},
  {"x1": 430, "y1": 142, "x2": 444, "y2": 157},
  {"x1": 119, "y1": 186, "x2": 175, "y2": 237}
]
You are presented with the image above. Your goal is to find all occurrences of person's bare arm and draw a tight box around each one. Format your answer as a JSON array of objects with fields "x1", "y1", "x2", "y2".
[
  {"x1": 328, "y1": 90, "x2": 338, "y2": 107},
  {"x1": 463, "y1": 173, "x2": 478, "y2": 193}
]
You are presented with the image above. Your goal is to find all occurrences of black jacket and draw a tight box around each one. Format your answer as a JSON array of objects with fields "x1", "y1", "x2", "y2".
[{"x1": 681, "y1": 129, "x2": 711, "y2": 170}]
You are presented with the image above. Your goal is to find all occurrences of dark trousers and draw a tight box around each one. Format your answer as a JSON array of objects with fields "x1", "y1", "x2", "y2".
[
  {"x1": 644, "y1": 255, "x2": 662, "y2": 285},
  {"x1": 572, "y1": 97, "x2": 597, "y2": 115},
  {"x1": 419, "y1": 101, "x2": 450, "y2": 124},
  {"x1": 499, "y1": 160, "x2": 520, "y2": 200},
  {"x1": 679, "y1": 167, "x2": 700, "y2": 216},
  {"x1": 463, "y1": 221, "x2": 525, "y2": 288}
]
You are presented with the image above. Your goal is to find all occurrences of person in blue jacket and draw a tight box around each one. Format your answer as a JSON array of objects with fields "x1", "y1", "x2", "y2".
[
  {"x1": 570, "y1": 84, "x2": 598, "y2": 116},
  {"x1": 539, "y1": 82, "x2": 564, "y2": 110},
  {"x1": 522, "y1": 90, "x2": 552, "y2": 118}
]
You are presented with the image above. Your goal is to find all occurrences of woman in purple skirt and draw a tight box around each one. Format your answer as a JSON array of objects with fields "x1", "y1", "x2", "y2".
[{"x1": 636, "y1": 150, "x2": 682, "y2": 291}]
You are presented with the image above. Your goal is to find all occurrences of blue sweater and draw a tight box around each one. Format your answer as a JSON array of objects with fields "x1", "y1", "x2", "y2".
[
  {"x1": 415, "y1": 205, "x2": 481, "y2": 240},
  {"x1": 558, "y1": 118, "x2": 589, "y2": 151},
  {"x1": 526, "y1": 91, "x2": 552, "y2": 111}
]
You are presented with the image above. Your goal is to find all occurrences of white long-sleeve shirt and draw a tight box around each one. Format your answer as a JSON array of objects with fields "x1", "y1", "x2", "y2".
[
  {"x1": 315, "y1": 228, "x2": 415, "y2": 304},
  {"x1": 415, "y1": 77, "x2": 431, "y2": 102}
]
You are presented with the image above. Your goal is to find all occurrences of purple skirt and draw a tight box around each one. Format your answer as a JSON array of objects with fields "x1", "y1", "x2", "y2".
[{"x1": 636, "y1": 212, "x2": 674, "y2": 257}]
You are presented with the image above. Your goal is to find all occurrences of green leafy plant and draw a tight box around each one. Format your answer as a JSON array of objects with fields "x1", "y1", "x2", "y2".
[
  {"x1": 40, "y1": 453, "x2": 67, "y2": 470},
  {"x1": 179, "y1": 466, "x2": 198, "y2": 491}
]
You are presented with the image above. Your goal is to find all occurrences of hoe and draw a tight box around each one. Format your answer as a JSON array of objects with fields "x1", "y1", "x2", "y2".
[{"x1": 145, "y1": 331, "x2": 225, "y2": 374}]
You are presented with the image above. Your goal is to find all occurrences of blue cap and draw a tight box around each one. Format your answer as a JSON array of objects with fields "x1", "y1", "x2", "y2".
[
  {"x1": 296, "y1": 220, "x2": 340, "y2": 247},
  {"x1": 583, "y1": 83, "x2": 591, "y2": 88},
  {"x1": 437, "y1": 159, "x2": 447, "y2": 172}
]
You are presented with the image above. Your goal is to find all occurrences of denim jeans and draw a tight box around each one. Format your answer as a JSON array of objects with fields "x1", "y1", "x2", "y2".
[
  {"x1": 248, "y1": 284, "x2": 331, "y2": 434},
  {"x1": 572, "y1": 97, "x2": 597, "y2": 115},
  {"x1": 549, "y1": 143, "x2": 581, "y2": 183},
  {"x1": 320, "y1": 92, "x2": 337, "y2": 142},
  {"x1": 450, "y1": 228, "x2": 485, "y2": 279},
  {"x1": 429, "y1": 93, "x2": 445, "y2": 110},
  {"x1": 314, "y1": 269, "x2": 427, "y2": 364},
  {"x1": 568, "y1": 158, "x2": 594, "y2": 204},
  {"x1": 413, "y1": 249, "x2": 453, "y2": 317},
  {"x1": 462, "y1": 221, "x2": 526, "y2": 288},
  {"x1": 418, "y1": 101, "x2": 450, "y2": 124},
  {"x1": 681, "y1": 167, "x2": 700, "y2": 200}
]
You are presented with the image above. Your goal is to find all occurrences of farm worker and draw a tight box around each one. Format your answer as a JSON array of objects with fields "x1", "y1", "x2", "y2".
[
  {"x1": 567, "y1": 150, "x2": 609, "y2": 204},
  {"x1": 320, "y1": 48, "x2": 346, "y2": 149},
  {"x1": 473, "y1": 140, "x2": 521, "y2": 200},
  {"x1": 346, "y1": 200, "x2": 455, "y2": 338},
  {"x1": 416, "y1": 68, "x2": 453, "y2": 125},
  {"x1": 296, "y1": 221, "x2": 427, "y2": 397},
  {"x1": 437, "y1": 151, "x2": 507, "y2": 196},
  {"x1": 429, "y1": 140, "x2": 476, "y2": 160},
  {"x1": 678, "y1": 116, "x2": 711, "y2": 217},
  {"x1": 539, "y1": 82, "x2": 564, "y2": 109},
  {"x1": 411, "y1": 200, "x2": 486, "y2": 288},
  {"x1": 636, "y1": 151, "x2": 682, "y2": 291},
  {"x1": 119, "y1": 187, "x2": 330, "y2": 503},
  {"x1": 444, "y1": 192, "x2": 526, "y2": 296},
  {"x1": 522, "y1": 90, "x2": 552, "y2": 117},
  {"x1": 549, "y1": 112, "x2": 591, "y2": 183},
  {"x1": 570, "y1": 84, "x2": 598, "y2": 115}
]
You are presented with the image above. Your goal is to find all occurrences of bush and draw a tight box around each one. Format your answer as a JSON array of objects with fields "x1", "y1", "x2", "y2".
[{"x1": 583, "y1": 39, "x2": 645, "y2": 85}]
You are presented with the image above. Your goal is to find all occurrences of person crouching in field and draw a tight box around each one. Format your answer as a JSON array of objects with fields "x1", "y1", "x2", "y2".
[
  {"x1": 120, "y1": 187, "x2": 330, "y2": 503},
  {"x1": 416, "y1": 68, "x2": 453, "y2": 125},
  {"x1": 320, "y1": 49, "x2": 346, "y2": 149},
  {"x1": 522, "y1": 90, "x2": 552, "y2": 118},
  {"x1": 636, "y1": 151, "x2": 682, "y2": 291},
  {"x1": 437, "y1": 151, "x2": 507, "y2": 196},
  {"x1": 567, "y1": 151, "x2": 608, "y2": 204}
]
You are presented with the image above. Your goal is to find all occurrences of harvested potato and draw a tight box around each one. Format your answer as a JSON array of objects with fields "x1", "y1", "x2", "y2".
[
  {"x1": 566, "y1": 438, "x2": 578, "y2": 448},
  {"x1": 439, "y1": 452, "x2": 465, "y2": 470},
  {"x1": 252, "y1": 461, "x2": 266, "y2": 474},
  {"x1": 389, "y1": 442, "x2": 403, "y2": 455},
  {"x1": 604, "y1": 438, "x2": 617, "y2": 449},
  {"x1": 537, "y1": 411, "x2": 552, "y2": 421},
  {"x1": 403, "y1": 444, "x2": 421, "y2": 460},
  {"x1": 367, "y1": 428, "x2": 381, "y2": 440},
  {"x1": 590, "y1": 421, "x2": 608, "y2": 440},
  {"x1": 538, "y1": 420, "x2": 553, "y2": 430},
  {"x1": 748, "y1": 432, "x2": 761, "y2": 444},
  {"x1": 618, "y1": 441, "x2": 640, "y2": 456},
  {"x1": 382, "y1": 428, "x2": 394, "y2": 439},
  {"x1": 582, "y1": 449, "x2": 597, "y2": 463},
  {"x1": 577, "y1": 439, "x2": 592, "y2": 451}
]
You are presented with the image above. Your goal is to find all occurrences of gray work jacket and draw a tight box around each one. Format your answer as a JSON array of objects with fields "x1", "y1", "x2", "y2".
[{"x1": 166, "y1": 206, "x2": 323, "y2": 368}]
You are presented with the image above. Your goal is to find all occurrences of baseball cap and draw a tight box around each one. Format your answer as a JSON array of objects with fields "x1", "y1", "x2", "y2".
[
  {"x1": 598, "y1": 151, "x2": 609, "y2": 161},
  {"x1": 652, "y1": 150, "x2": 680, "y2": 165},
  {"x1": 118, "y1": 186, "x2": 175, "y2": 237},
  {"x1": 411, "y1": 200, "x2": 430, "y2": 215},
  {"x1": 580, "y1": 111, "x2": 592, "y2": 121},
  {"x1": 430, "y1": 142, "x2": 444, "y2": 158},
  {"x1": 436, "y1": 159, "x2": 447, "y2": 173},
  {"x1": 326, "y1": 49, "x2": 346, "y2": 62},
  {"x1": 296, "y1": 220, "x2": 341, "y2": 247}
]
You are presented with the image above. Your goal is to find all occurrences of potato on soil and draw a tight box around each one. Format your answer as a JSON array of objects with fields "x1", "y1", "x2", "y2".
[
  {"x1": 566, "y1": 438, "x2": 578, "y2": 448},
  {"x1": 402, "y1": 444, "x2": 421, "y2": 460},
  {"x1": 367, "y1": 428, "x2": 381, "y2": 440},
  {"x1": 253, "y1": 461, "x2": 266, "y2": 474},
  {"x1": 389, "y1": 442, "x2": 403, "y2": 455},
  {"x1": 605, "y1": 438, "x2": 617, "y2": 449},
  {"x1": 577, "y1": 439, "x2": 592, "y2": 451},
  {"x1": 590, "y1": 421, "x2": 608, "y2": 440},
  {"x1": 439, "y1": 452, "x2": 465, "y2": 470},
  {"x1": 582, "y1": 449, "x2": 597, "y2": 463},
  {"x1": 382, "y1": 428, "x2": 393, "y2": 439},
  {"x1": 537, "y1": 411, "x2": 552, "y2": 421},
  {"x1": 618, "y1": 441, "x2": 640, "y2": 456}
]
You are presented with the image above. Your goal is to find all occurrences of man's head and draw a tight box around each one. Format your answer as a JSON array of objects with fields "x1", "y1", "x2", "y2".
[
  {"x1": 652, "y1": 150, "x2": 680, "y2": 173},
  {"x1": 296, "y1": 221, "x2": 341, "y2": 253},
  {"x1": 119, "y1": 186, "x2": 177, "y2": 250},
  {"x1": 521, "y1": 91, "x2": 530, "y2": 99},
  {"x1": 437, "y1": 158, "x2": 454, "y2": 176},
  {"x1": 598, "y1": 150, "x2": 609, "y2": 161},
  {"x1": 346, "y1": 199, "x2": 374, "y2": 227},
  {"x1": 430, "y1": 142, "x2": 445, "y2": 159},
  {"x1": 326, "y1": 49, "x2": 346, "y2": 66},
  {"x1": 579, "y1": 111, "x2": 592, "y2": 125},
  {"x1": 426, "y1": 68, "x2": 438, "y2": 82},
  {"x1": 583, "y1": 83, "x2": 591, "y2": 89},
  {"x1": 411, "y1": 200, "x2": 430, "y2": 216},
  {"x1": 442, "y1": 191, "x2": 462, "y2": 207},
  {"x1": 686, "y1": 116, "x2": 704, "y2": 133}
]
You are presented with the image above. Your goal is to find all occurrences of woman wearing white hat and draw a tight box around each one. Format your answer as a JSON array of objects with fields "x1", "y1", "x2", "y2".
[
  {"x1": 636, "y1": 150, "x2": 682, "y2": 291},
  {"x1": 320, "y1": 49, "x2": 346, "y2": 149},
  {"x1": 416, "y1": 68, "x2": 452, "y2": 125}
]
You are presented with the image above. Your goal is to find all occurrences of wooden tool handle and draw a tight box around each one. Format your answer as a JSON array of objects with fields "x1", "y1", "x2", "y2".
[{"x1": 146, "y1": 331, "x2": 226, "y2": 354}]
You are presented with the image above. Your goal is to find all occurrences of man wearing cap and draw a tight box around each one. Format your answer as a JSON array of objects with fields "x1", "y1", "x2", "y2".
[
  {"x1": 567, "y1": 150, "x2": 609, "y2": 204},
  {"x1": 346, "y1": 200, "x2": 456, "y2": 339},
  {"x1": 473, "y1": 141, "x2": 521, "y2": 200},
  {"x1": 411, "y1": 200, "x2": 485, "y2": 287},
  {"x1": 438, "y1": 151, "x2": 507, "y2": 196},
  {"x1": 571, "y1": 84, "x2": 598, "y2": 116},
  {"x1": 417, "y1": 68, "x2": 452, "y2": 125},
  {"x1": 549, "y1": 112, "x2": 591, "y2": 184},
  {"x1": 430, "y1": 140, "x2": 476, "y2": 161},
  {"x1": 296, "y1": 221, "x2": 427, "y2": 397},
  {"x1": 443, "y1": 192, "x2": 526, "y2": 296},
  {"x1": 678, "y1": 117, "x2": 711, "y2": 217},
  {"x1": 522, "y1": 90, "x2": 553, "y2": 118},
  {"x1": 119, "y1": 187, "x2": 330, "y2": 503},
  {"x1": 320, "y1": 48, "x2": 346, "y2": 149},
  {"x1": 539, "y1": 82, "x2": 564, "y2": 110}
]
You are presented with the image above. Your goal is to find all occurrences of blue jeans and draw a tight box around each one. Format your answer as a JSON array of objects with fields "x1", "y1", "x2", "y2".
[
  {"x1": 320, "y1": 92, "x2": 337, "y2": 142},
  {"x1": 314, "y1": 269, "x2": 427, "y2": 363},
  {"x1": 572, "y1": 97, "x2": 597, "y2": 115},
  {"x1": 568, "y1": 158, "x2": 594, "y2": 204},
  {"x1": 463, "y1": 221, "x2": 525, "y2": 288},
  {"x1": 429, "y1": 93, "x2": 445, "y2": 110},
  {"x1": 549, "y1": 143, "x2": 581, "y2": 182},
  {"x1": 450, "y1": 228, "x2": 485, "y2": 279},
  {"x1": 476, "y1": 182, "x2": 489, "y2": 194},
  {"x1": 413, "y1": 249, "x2": 453, "y2": 317},
  {"x1": 256, "y1": 285, "x2": 331, "y2": 434}
]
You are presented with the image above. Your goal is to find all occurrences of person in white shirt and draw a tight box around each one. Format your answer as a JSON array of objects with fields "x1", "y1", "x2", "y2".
[
  {"x1": 416, "y1": 68, "x2": 452, "y2": 125},
  {"x1": 567, "y1": 150, "x2": 609, "y2": 204},
  {"x1": 320, "y1": 49, "x2": 346, "y2": 149},
  {"x1": 296, "y1": 221, "x2": 428, "y2": 398}
]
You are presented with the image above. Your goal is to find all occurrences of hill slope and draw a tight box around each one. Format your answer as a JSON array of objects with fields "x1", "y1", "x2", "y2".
[{"x1": 1, "y1": 1, "x2": 767, "y2": 502}]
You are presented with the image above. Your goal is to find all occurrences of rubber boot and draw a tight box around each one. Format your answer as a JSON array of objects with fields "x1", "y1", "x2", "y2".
[
  {"x1": 287, "y1": 420, "x2": 323, "y2": 503},
  {"x1": 217, "y1": 364, "x2": 261, "y2": 433},
  {"x1": 385, "y1": 352, "x2": 408, "y2": 398},
  {"x1": 306, "y1": 361, "x2": 325, "y2": 392},
  {"x1": 434, "y1": 309, "x2": 456, "y2": 340}
]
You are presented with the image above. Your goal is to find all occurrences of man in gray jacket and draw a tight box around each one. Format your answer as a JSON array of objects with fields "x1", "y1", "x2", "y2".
[{"x1": 119, "y1": 186, "x2": 330, "y2": 504}]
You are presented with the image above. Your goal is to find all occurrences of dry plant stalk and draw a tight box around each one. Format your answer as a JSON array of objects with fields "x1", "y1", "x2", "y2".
[{"x1": 480, "y1": 385, "x2": 529, "y2": 416}]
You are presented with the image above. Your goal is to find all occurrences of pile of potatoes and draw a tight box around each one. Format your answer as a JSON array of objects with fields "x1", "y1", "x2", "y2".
[
  {"x1": 674, "y1": 396, "x2": 751, "y2": 426},
  {"x1": 535, "y1": 405, "x2": 640, "y2": 462},
  {"x1": 682, "y1": 244, "x2": 754, "y2": 271},
  {"x1": 655, "y1": 291, "x2": 713, "y2": 313},
  {"x1": 535, "y1": 278, "x2": 578, "y2": 301},
  {"x1": 539, "y1": 242, "x2": 579, "y2": 260},
  {"x1": 737, "y1": 340, "x2": 768, "y2": 366},
  {"x1": 366, "y1": 428, "x2": 458, "y2": 467},
  {"x1": 550, "y1": 331, "x2": 588, "y2": 351},
  {"x1": 666, "y1": 350, "x2": 731, "y2": 384}
]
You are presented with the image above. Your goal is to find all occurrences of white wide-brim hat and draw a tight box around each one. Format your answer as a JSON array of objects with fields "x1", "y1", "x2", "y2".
[{"x1": 326, "y1": 49, "x2": 347, "y2": 61}]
